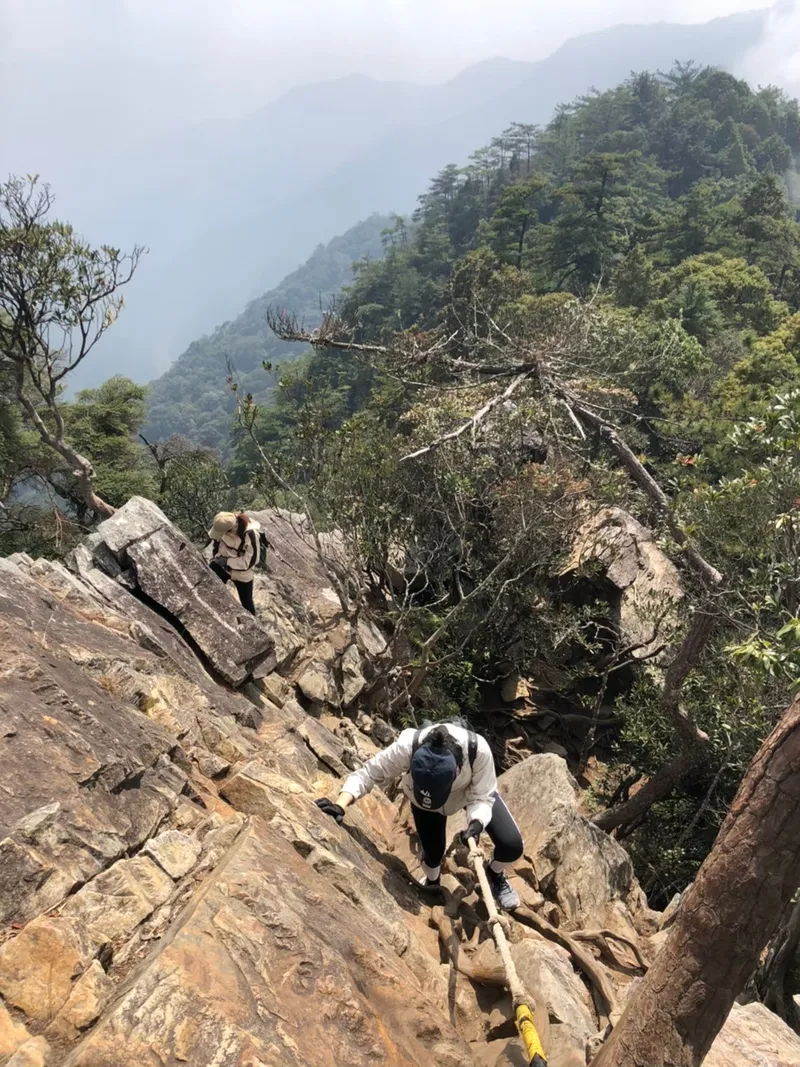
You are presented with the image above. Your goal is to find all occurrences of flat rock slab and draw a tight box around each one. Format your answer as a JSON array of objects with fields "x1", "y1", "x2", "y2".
[
  {"x1": 126, "y1": 525, "x2": 275, "y2": 686},
  {"x1": 144, "y1": 830, "x2": 202, "y2": 879},
  {"x1": 94, "y1": 496, "x2": 175, "y2": 558},
  {"x1": 63, "y1": 820, "x2": 475, "y2": 1067}
]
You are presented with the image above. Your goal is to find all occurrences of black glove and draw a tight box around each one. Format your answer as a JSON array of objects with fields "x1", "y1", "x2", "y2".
[
  {"x1": 459, "y1": 819, "x2": 483, "y2": 847},
  {"x1": 316, "y1": 797, "x2": 345, "y2": 824}
]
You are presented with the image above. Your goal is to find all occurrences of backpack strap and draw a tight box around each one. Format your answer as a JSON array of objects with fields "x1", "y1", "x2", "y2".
[{"x1": 467, "y1": 731, "x2": 478, "y2": 770}]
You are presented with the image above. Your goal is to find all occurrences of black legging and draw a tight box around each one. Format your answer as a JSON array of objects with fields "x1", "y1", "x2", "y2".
[
  {"x1": 210, "y1": 562, "x2": 256, "y2": 615},
  {"x1": 411, "y1": 792, "x2": 523, "y2": 871}
]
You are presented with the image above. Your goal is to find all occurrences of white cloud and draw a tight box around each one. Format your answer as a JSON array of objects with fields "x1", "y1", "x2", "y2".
[
  {"x1": 743, "y1": 0, "x2": 800, "y2": 92},
  {"x1": 0, "y1": 0, "x2": 778, "y2": 187}
]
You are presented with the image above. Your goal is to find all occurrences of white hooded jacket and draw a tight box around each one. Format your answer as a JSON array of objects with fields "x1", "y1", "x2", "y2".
[{"x1": 342, "y1": 723, "x2": 497, "y2": 828}]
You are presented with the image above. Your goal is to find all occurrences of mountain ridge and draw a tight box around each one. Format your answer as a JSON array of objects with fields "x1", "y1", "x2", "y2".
[{"x1": 105, "y1": 11, "x2": 768, "y2": 394}]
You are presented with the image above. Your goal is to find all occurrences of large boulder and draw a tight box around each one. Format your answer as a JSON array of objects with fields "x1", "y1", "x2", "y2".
[
  {"x1": 250, "y1": 508, "x2": 348, "y2": 631},
  {"x1": 498, "y1": 754, "x2": 651, "y2": 936},
  {"x1": 565, "y1": 507, "x2": 684, "y2": 660},
  {"x1": 93, "y1": 498, "x2": 277, "y2": 686},
  {"x1": 705, "y1": 1002, "x2": 800, "y2": 1066},
  {"x1": 511, "y1": 939, "x2": 595, "y2": 1065}
]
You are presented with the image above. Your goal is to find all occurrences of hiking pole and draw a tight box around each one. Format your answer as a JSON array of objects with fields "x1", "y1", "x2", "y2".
[{"x1": 467, "y1": 838, "x2": 548, "y2": 1067}]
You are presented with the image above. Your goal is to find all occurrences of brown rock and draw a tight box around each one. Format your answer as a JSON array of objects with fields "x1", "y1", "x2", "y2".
[
  {"x1": 60, "y1": 856, "x2": 173, "y2": 951},
  {"x1": 46, "y1": 960, "x2": 112, "y2": 1042},
  {"x1": 357, "y1": 619, "x2": 387, "y2": 658},
  {"x1": 565, "y1": 507, "x2": 684, "y2": 661},
  {"x1": 0, "y1": 1000, "x2": 32, "y2": 1057},
  {"x1": 6, "y1": 1037, "x2": 49, "y2": 1067},
  {"x1": 143, "y1": 830, "x2": 202, "y2": 879},
  {"x1": 190, "y1": 747, "x2": 230, "y2": 779},
  {"x1": 501, "y1": 673, "x2": 530, "y2": 703},
  {"x1": 220, "y1": 761, "x2": 305, "y2": 821},
  {"x1": 705, "y1": 1002, "x2": 800, "y2": 1066},
  {"x1": 340, "y1": 643, "x2": 367, "y2": 706},
  {"x1": 0, "y1": 916, "x2": 92, "y2": 1021},
  {"x1": 250, "y1": 508, "x2": 349, "y2": 629},
  {"x1": 511, "y1": 939, "x2": 595, "y2": 1060},
  {"x1": 296, "y1": 662, "x2": 334, "y2": 705},
  {"x1": 371, "y1": 718, "x2": 396, "y2": 746},
  {"x1": 62, "y1": 821, "x2": 471, "y2": 1067},
  {"x1": 125, "y1": 523, "x2": 275, "y2": 686},
  {"x1": 0, "y1": 838, "x2": 54, "y2": 927},
  {"x1": 498, "y1": 754, "x2": 646, "y2": 934},
  {"x1": 94, "y1": 496, "x2": 173, "y2": 558},
  {"x1": 259, "y1": 673, "x2": 292, "y2": 708}
]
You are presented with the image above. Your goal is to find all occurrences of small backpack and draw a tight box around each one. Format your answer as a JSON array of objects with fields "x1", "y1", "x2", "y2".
[
  {"x1": 412, "y1": 726, "x2": 478, "y2": 772},
  {"x1": 238, "y1": 527, "x2": 273, "y2": 570},
  {"x1": 256, "y1": 530, "x2": 272, "y2": 568}
]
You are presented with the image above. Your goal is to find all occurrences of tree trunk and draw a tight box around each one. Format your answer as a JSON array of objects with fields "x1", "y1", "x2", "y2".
[
  {"x1": 590, "y1": 697, "x2": 800, "y2": 1067},
  {"x1": 592, "y1": 612, "x2": 715, "y2": 835},
  {"x1": 592, "y1": 746, "x2": 703, "y2": 835},
  {"x1": 16, "y1": 385, "x2": 115, "y2": 519}
]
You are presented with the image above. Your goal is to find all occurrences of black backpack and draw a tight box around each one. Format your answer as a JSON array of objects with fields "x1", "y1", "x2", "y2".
[
  {"x1": 412, "y1": 726, "x2": 478, "y2": 772},
  {"x1": 256, "y1": 530, "x2": 272, "y2": 568},
  {"x1": 238, "y1": 528, "x2": 273, "y2": 570}
]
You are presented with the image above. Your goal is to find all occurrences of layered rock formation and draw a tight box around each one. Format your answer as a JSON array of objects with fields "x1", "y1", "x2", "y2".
[{"x1": 0, "y1": 499, "x2": 797, "y2": 1067}]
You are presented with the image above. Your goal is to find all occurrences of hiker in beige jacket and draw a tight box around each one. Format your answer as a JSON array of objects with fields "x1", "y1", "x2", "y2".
[{"x1": 208, "y1": 511, "x2": 261, "y2": 615}]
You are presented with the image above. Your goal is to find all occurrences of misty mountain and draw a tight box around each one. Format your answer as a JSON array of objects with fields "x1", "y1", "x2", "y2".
[
  {"x1": 143, "y1": 215, "x2": 390, "y2": 452},
  {"x1": 86, "y1": 9, "x2": 765, "y2": 391}
]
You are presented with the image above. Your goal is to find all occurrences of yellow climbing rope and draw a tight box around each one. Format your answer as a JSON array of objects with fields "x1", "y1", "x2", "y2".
[{"x1": 467, "y1": 839, "x2": 548, "y2": 1067}]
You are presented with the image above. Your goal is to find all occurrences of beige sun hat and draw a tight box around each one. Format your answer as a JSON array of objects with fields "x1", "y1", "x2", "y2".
[{"x1": 209, "y1": 511, "x2": 237, "y2": 540}]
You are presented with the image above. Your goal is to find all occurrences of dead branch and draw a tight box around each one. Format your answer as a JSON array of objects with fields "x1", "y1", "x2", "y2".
[
  {"x1": 558, "y1": 388, "x2": 722, "y2": 588},
  {"x1": 400, "y1": 370, "x2": 535, "y2": 462}
]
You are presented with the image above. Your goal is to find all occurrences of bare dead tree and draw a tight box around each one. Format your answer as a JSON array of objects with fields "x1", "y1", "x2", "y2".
[
  {"x1": 0, "y1": 177, "x2": 144, "y2": 519},
  {"x1": 266, "y1": 298, "x2": 721, "y2": 587}
]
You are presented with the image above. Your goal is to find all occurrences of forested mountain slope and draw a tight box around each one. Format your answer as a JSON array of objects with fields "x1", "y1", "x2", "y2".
[
  {"x1": 243, "y1": 63, "x2": 800, "y2": 901},
  {"x1": 92, "y1": 10, "x2": 763, "y2": 388},
  {"x1": 143, "y1": 215, "x2": 389, "y2": 451}
]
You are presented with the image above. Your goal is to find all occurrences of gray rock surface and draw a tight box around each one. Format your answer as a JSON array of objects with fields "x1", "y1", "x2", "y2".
[
  {"x1": 566, "y1": 506, "x2": 684, "y2": 660},
  {"x1": 498, "y1": 753, "x2": 651, "y2": 936}
]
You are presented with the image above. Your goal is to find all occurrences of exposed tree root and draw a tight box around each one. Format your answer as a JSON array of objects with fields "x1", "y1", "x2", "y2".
[
  {"x1": 571, "y1": 928, "x2": 649, "y2": 973},
  {"x1": 514, "y1": 904, "x2": 620, "y2": 1027},
  {"x1": 430, "y1": 905, "x2": 507, "y2": 986}
]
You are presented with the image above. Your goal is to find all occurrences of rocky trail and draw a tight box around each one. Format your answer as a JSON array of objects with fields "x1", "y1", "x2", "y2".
[{"x1": 0, "y1": 498, "x2": 798, "y2": 1067}]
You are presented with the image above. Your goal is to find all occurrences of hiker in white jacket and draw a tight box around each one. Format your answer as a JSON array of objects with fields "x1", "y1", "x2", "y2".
[
  {"x1": 317, "y1": 722, "x2": 523, "y2": 909},
  {"x1": 208, "y1": 511, "x2": 261, "y2": 615}
]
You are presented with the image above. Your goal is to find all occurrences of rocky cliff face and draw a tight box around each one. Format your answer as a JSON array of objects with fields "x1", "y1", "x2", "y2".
[{"x1": 0, "y1": 498, "x2": 798, "y2": 1067}]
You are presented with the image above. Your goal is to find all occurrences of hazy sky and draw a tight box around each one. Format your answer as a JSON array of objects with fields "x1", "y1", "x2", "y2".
[{"x1": 0, "y1": 0, "x2": 776, "y2": 176}]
